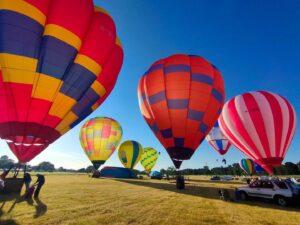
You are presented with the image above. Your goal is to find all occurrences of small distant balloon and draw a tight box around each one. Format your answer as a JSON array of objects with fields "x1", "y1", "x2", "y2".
[
  {"x1": 240, "y1": 159, "x2": 254, "y2": 175},
  {"x1": 118, "y1": 140, "x2": 143, "y2": 169},
  {"x1": 254, "y1": 163, "x2": 265, "y2": 174},
  {"x1": 140, "y1": 147, "x2": 159, "y2": 173},
  {"x1": 206, "y1": 121, "x2": 231, "y2": 155}
]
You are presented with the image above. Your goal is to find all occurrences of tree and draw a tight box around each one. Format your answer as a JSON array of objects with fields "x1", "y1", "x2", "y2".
[
  {"x1": 284, "y1": 162, "x2": 299, "y2": 175},
  {"x1": 85, "y1": 166, "x2": 94, "y2": 173},
  {"x1": 33, "y1": 161, "x2": 55, "y2": 172},
  {"x1": 57, "y1": 167, "x2": 66, "y2": 172},
  {"x1": 0, "y1": 155, "x2": 15, "y2": 169}
]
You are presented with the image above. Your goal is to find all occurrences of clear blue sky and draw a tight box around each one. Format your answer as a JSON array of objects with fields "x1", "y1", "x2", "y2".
[{"x1": 1, "y1": 0, "x2": 299, "y2": 170}]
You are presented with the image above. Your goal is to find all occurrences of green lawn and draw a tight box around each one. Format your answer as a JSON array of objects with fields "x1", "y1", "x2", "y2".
[{"x1": 0, "y1": 174, "x2": 299, "y2": 225}]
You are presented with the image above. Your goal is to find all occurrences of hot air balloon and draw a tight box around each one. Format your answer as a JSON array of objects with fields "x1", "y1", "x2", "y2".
[
  {"x1": 140, "y1": 147, "x2": 159, "y2": 173},
  {"x1": 0, "y1": 0, "x2": 123, "y2": 163},
  {"x1": 240, "y1": 159, "x2": 254, "y2": 175},
  {"x1": 219, "y1": 91, "x2": 296, "y2": 175},
  {"x1": 206, "y1": 121, "x2": 231, "y2": 155},
  {"x1": 80, "y1": 117, "x2": 122, "y2": 170},
  {"x1": 118, "y1": 140, "x2": 143, "y2": 169},
  {"x1": 254, "y1": 163, "x2": 264, "y2": 174},
  {"x1": 138, "y1": 54, "x2": 225, "y2": 169}
]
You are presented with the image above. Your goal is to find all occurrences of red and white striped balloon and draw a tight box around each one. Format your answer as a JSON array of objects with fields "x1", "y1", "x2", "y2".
[{"x1": 219, "y1": 91, "x2": 296, "y2": 175}]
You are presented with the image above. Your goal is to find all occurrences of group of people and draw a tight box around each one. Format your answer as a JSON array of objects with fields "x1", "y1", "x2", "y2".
[
  {"x1": 0, "y1": 167, "x2": 45, "y2": 198},
  {"x1": 23, "y1": 173, "x2": 45, "y2": 198}
]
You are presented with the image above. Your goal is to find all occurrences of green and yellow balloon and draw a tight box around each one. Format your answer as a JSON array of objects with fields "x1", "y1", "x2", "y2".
[
  {"x1": 140, "y1": 147, "x2": 159, "y2": 173},
  {"x1": 118, "y1": 140, "x2": 143, "y2": 169}
]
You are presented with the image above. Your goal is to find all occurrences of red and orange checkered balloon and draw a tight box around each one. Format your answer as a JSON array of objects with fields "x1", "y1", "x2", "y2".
[
  {"x1": 0, "y1": 0, "x2": 123, "y2": 162},
  {"x1": 80, "y1": 117, "x2": 123, "y2": 170},
  {"x1": 138, "y1": 54, "x2": 225, "y2": 169}
]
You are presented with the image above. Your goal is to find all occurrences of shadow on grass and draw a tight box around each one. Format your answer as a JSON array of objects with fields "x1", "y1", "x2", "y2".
[
  {"x1": 115, "y1": 179, "x2": 300, "y2": 212},
  {"x1": 0, "y1": 197, "x2": 19, "y2": 225},
  {"x1": 187, "y1": 178, "x2": 244, "y2": 185},
  {"x1": 0, "y1": 193, "x2": 47, "y2": 219}
]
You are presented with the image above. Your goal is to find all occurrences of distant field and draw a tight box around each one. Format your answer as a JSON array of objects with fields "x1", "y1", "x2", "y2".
[{"x1": 0, "y1": 174, "x2": 299, "y2": 225}]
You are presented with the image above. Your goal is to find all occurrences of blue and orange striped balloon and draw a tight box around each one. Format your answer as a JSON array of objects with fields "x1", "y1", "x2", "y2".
[
  {"x1": 0, "y1": 0, "x2": 123, "y2": 162},
  {"x1": 138, "y1": 54, "x2": 225, "y2": 168}
]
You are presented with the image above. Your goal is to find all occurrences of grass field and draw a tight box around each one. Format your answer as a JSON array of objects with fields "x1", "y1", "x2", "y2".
[{"x1": 0, "y1": 174, "x2": 299, "y2": 225}]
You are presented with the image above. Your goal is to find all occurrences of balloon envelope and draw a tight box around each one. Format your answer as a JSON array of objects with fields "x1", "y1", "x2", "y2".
[
  {"x1": 206, "y1": 121, "x2": 231, "y2": 155},
  {"x1": 138, "y1": 54, "x2": 225, "y2": 168},
  {"x1": 0, "y1": 0, "x2": 123, "y2": 162},
  {"x1": 118, "y1": 140, "x2": 143, "y2": 169},
  {"x1": 140, "y1": 147, "x2": 159, "y2": 173},
  {"x1": 219, "y1": 91, "x2": 296, "y2": 175},
  {"x1": 80, "y1": 117, "x2": 122, "y2": 170},
  {"x1": 240, "y1": 159, "x2": 254, "y2": 175},
  {"x1": 254, "y1": 163, "x2": 265, "y2": 174}
]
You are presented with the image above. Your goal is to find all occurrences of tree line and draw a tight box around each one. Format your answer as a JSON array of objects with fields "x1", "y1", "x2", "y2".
[
  {"x1": 1, "y1": 155, "x2": 299, "y2": 175},
  {"x1": 160, "y1": 161, "x2": 300, "y2": 176},
  {"x1": 0, "y1": 155, "x2": 94, "y2": 173}
]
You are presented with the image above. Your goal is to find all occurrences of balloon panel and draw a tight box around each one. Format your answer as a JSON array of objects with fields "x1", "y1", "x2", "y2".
[
  {"x1": 140, "y1": 147, "x2": 159, "y2": 172},
  {"x1": 138, "y1": 54, "x2": 225, "y2": 168},
  {"x1": 0, "y1": 0, "x2": 123, "y2": 162},
  {"x1": 219, "y1": 91, "x2": 296, "y2": 174},
  {"x1": 80, "y1": 117, "x2": 122, "y2": 169},
  {"x1": 118, "y1": 140, "x2": 143, "y2": 169}
]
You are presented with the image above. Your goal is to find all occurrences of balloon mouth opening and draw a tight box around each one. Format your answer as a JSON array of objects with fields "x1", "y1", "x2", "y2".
[
  {"x1": 255, "y1": 157, "x2": 283, "y2": 175},
  {"x1": 166, "y1": 147, "x2": 194, "y2": 169},
  {"x1": 92, "y1": 160, "x2": 105, "y2": 170},
  {"x1": 166, "y1": 147, "x2": 194, "y2": 160},
  {"x1": 0, "y1": 122, "x2": 61, "y2": 143}
]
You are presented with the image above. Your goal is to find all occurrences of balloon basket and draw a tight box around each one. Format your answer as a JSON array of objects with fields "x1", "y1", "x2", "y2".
[{"x1": 1, "y1": 178, "x2": 24, "y2": 194}]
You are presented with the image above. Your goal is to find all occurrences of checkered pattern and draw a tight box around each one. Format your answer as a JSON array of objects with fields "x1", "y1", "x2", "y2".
[{"x1": 80, "y1": 117, "x2": 122, "y2": 169}]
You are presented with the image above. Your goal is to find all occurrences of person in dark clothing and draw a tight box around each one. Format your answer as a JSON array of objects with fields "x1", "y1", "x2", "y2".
[
  {"x1": 23, "y1": 172, "x2": 32, "y2": 194},
  {"x1": 0, "y1": 165, "x2": 13, "y2": 189},
  {"x1": 34, "y1": 174, "x2": 45, "y2": 198},
  {"x1": 176, "y1": 174, "x2": 185, "y2": 190}
]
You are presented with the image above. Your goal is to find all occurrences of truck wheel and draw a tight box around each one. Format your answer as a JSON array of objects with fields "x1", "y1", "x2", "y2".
[{"x1": 275, "y1": 196, "x2": 287, "y2": 207}]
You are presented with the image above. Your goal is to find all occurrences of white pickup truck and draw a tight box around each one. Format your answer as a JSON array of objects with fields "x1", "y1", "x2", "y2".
[{"x1": 236, "y1": 179, "x2": 300, "y2": 206}]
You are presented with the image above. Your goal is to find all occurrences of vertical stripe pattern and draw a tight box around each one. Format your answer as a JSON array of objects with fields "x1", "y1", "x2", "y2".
[
  {"x1": 219, "y1": 91, "x2": 297, "y2": 175},
  {"x1": 118, "y1": 140, "x2": 143, "y2": 169},
  {"x1": 239, "y1": 158, "x2": 254, "y2": 175}
]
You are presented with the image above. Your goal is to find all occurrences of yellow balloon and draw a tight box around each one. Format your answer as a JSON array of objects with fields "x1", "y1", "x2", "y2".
[
  {"x1": 118, "y1": 140, "x2": 143, "y2": 169},
  {"x1": 80, "y1": 117, "x2": 122, "y2": 169}
]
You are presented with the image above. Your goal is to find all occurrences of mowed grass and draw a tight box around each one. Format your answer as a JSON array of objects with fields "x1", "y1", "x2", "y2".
[{"x1": 0, "y1": 174, "x2": 299, "y2": 225}]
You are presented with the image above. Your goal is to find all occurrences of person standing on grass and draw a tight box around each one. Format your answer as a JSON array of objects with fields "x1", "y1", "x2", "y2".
[
  {"x1": 34, "y1": 174, "x2": 45, "y2": 198},
  {"x1": 23, "y1": 172, "x2": 32, "y2": 194}
]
